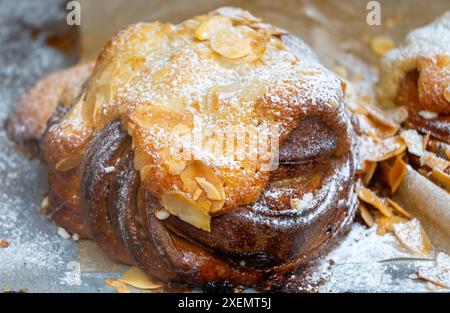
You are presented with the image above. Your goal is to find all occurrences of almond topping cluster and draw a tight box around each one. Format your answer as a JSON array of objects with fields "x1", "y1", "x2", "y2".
[
  {"x1": 160, "y1": 160, "x2": 225, "y2": 232},
  {"x1": 194, "y1": 15, "x2": 271, "y2": 60}
]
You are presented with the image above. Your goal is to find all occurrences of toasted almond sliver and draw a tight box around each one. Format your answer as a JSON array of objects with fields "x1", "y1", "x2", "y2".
[
  {"x1": 386, "y1": 198, "x2": 412, "y2": 219},
  {"x1": 119, "y1": 267, "x2": 163, "y2": 290},
  {"x1": 194, "y1": 16, "x2": 232, "y2": 41},
  {"x1": 195, "y1": 177, "x2": 222, "y2": 200},
  {"x1": 392, "y1": 218, "x2": 432, "y2": 255},
  {"x1": 401, "y1": 129, "x2": 425, "y2": 157},
  {"x1": 388, "y1": 156, "x2": 408, "y2": 193},
  {"x1": 210, "y1": 28, "x2": 253, "y2": 59},
  {"x1": 359, "y1": 203, "x2": 374, "y2": 227},
  {"x1": 374, "y1": 213, "x2": 408, "y2": 235},
  {"x1": 105, "y1": 279, "x2": 129, "y2": 293},
  {"x1": 167, "y1": 159, "x2": 187, "y2": 175},
  {"x1": 385, "y1": 106, "x2": 409, "y2": 124},
  {"x1": 418, "y1": 266, "x2": 450, "y2": 289},
  {"x1": 161, "y1": 191, "x2": 211, "y2": 232},
  {"x1": 365, "y1": 136, "x2": 406, "y2": 162},
  {"x1": 431, "y1": 167, "x2": 450, "y2": 191},
  {"x1": 180, "y1": 160, "x2": 225, "y2": 213},
  {"x1": 423, "y1": 152, "x2": 450, "y2": 171},
  {"x1": 356, "y1": 186, "x2": 393, "y2": 217},
  {"x1": 365, "y1": 104, "x2": 399, "y2": 131},
  {"x1": 192, "y1": 188, "x2": 203, "y2": 200},
  {"x1": 362, "y1": 161, "x2": 377, "y2": 186}
]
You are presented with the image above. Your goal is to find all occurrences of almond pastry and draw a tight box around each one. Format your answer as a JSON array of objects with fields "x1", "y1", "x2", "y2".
[{"x1": 6, "y1": 8, "x2": 357, "y2": 289}]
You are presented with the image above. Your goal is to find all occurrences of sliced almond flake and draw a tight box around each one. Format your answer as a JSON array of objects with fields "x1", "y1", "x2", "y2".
[
  {"x1": 418, "y1": 265, "x2": 450, "y2": 289},
  {"x1": 384, "y1": 106, "x2": 408, "y2": 124},
  {"x1": 364, "y1": 104, "x2": 399, "y2": 131},
  {"x1": 214, "y1": 7, "x2": 261, "y2": 24},
  {"x1": 400, "y1": 129, "x2": 425, "y2": 157},
  {"x1": 348, "y1": 101, "x2": 368, "y2": 115},
  {"x1": 119, "y1": 267, "x2": 163, "y2": 290},
  {"x1": 249, "y1": 22, "x2": 288, "y2": 36},
  {"x1": 195, "y1": 177, "x2": 223, "y2": 200},
  {"x1": 194, "y1": 16, "x2": 232, "y2": 41},
  {"x1": 192, "y1": 188, "x2": 202, "y2": 200},
  {"x1": 358, "y1": 203, "x2": 374, "y2": 227},
  {"x1": 374, "y1": 213, "x2": 408, "y2": 235},
  {"x1": 356, "y1": 115, "x2": 382, "y2": 140},
  {"x1": 388, "y1": 156, "x2": 408, "y2": 193},
  {"x1": 387, "y1": 198, "x2": 412, "y2": 219},
  {"x1": 362, "y1": 161, "x2": 377, "y2": 186},
  {"x1": 105, "y1": 279, "x2": 129, "y2": 293},
  {"x1": 418, "y1": 110, "x2": 438, "y2": 119},
  {"x1": 356, "y1": 186, "x2": 393, "y2": 217},
  {"x1": 161, "y1": 191, "x2": 211, "y2": 232},
  {"x1": 167, "y1": 159, "x2": 187, "y2": 176},
  {"x1": 364, "y1": 136, "x2": 406, "y2": 162},
  {"x1": 210, "y1": 28, "x2": 253, "y2": 59},
  {"x1": 392, "y1": 218, "x2": 432, "y2": 255},
  {"x1": 422, "y1": 152, "x2": 450, "y2": 172},
  {"x1": 431, "y1": 167, "x2": 450, "y2": 191},
  {"x1": 180, "y1": 160, "x2": 225, "y2": 213}
]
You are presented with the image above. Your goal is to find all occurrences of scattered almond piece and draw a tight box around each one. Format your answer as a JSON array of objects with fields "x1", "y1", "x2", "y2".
[
  {"x1": 105, "y1": 279, "x2": 129, "y2": 293},
  {"x1": 358, "y1": 203, "x2": 374, "y2": 227},
  {"x1": 194, "y1": 16, "x2": 232, "y2": 41},
  {"x1": 431, "y1": 167, "x2": 450, "y2": 191},
  {"x1": 192, "y1": 188, "x2": 203, "y2": 200},
  {"x1": 388, "y1": 156, "x2": 408, "y2": 193},
  {"x1": 364, "y1": 136, "x2": 406, "y2": 162},
  {"x1": 362, "y1": 161, "x2": 377, "y2": 186},
  {"x1": 195, "y1": 177, "x2": 223, "y2": 200},
  {"x1": 371, "y1": 35, "x2": 395, "y2": 56},
  {"x1": 392, "y1": 218, "x2": 432, "y2": 255},
  {"x1": 422, "y1": 152, "x2": 450, "y2": 172},
  {"x1": 161, "y1": 191, "x2": 211, "y2": 232},
  {"x1": 374, "y1": 213, "x2": 408, "y2": 235},
  {"x1": 400, "y1": 129, "x2": 425, "y2": 157},
  {"x1": 119, "y1": 267, "x2": 162, "y2": 290},
  {"x1": 386, "y1": 198, "x2": 412, "y2": 219},
  {"x1": 356, "y1": 186, "x2": 393, "y2": 217},
  {"x1": 417, "y1": 252, "x2": 450, "y2": 288},
  {"x1": 210, "y1": 28, "x2": 253, "y2": 59}
]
